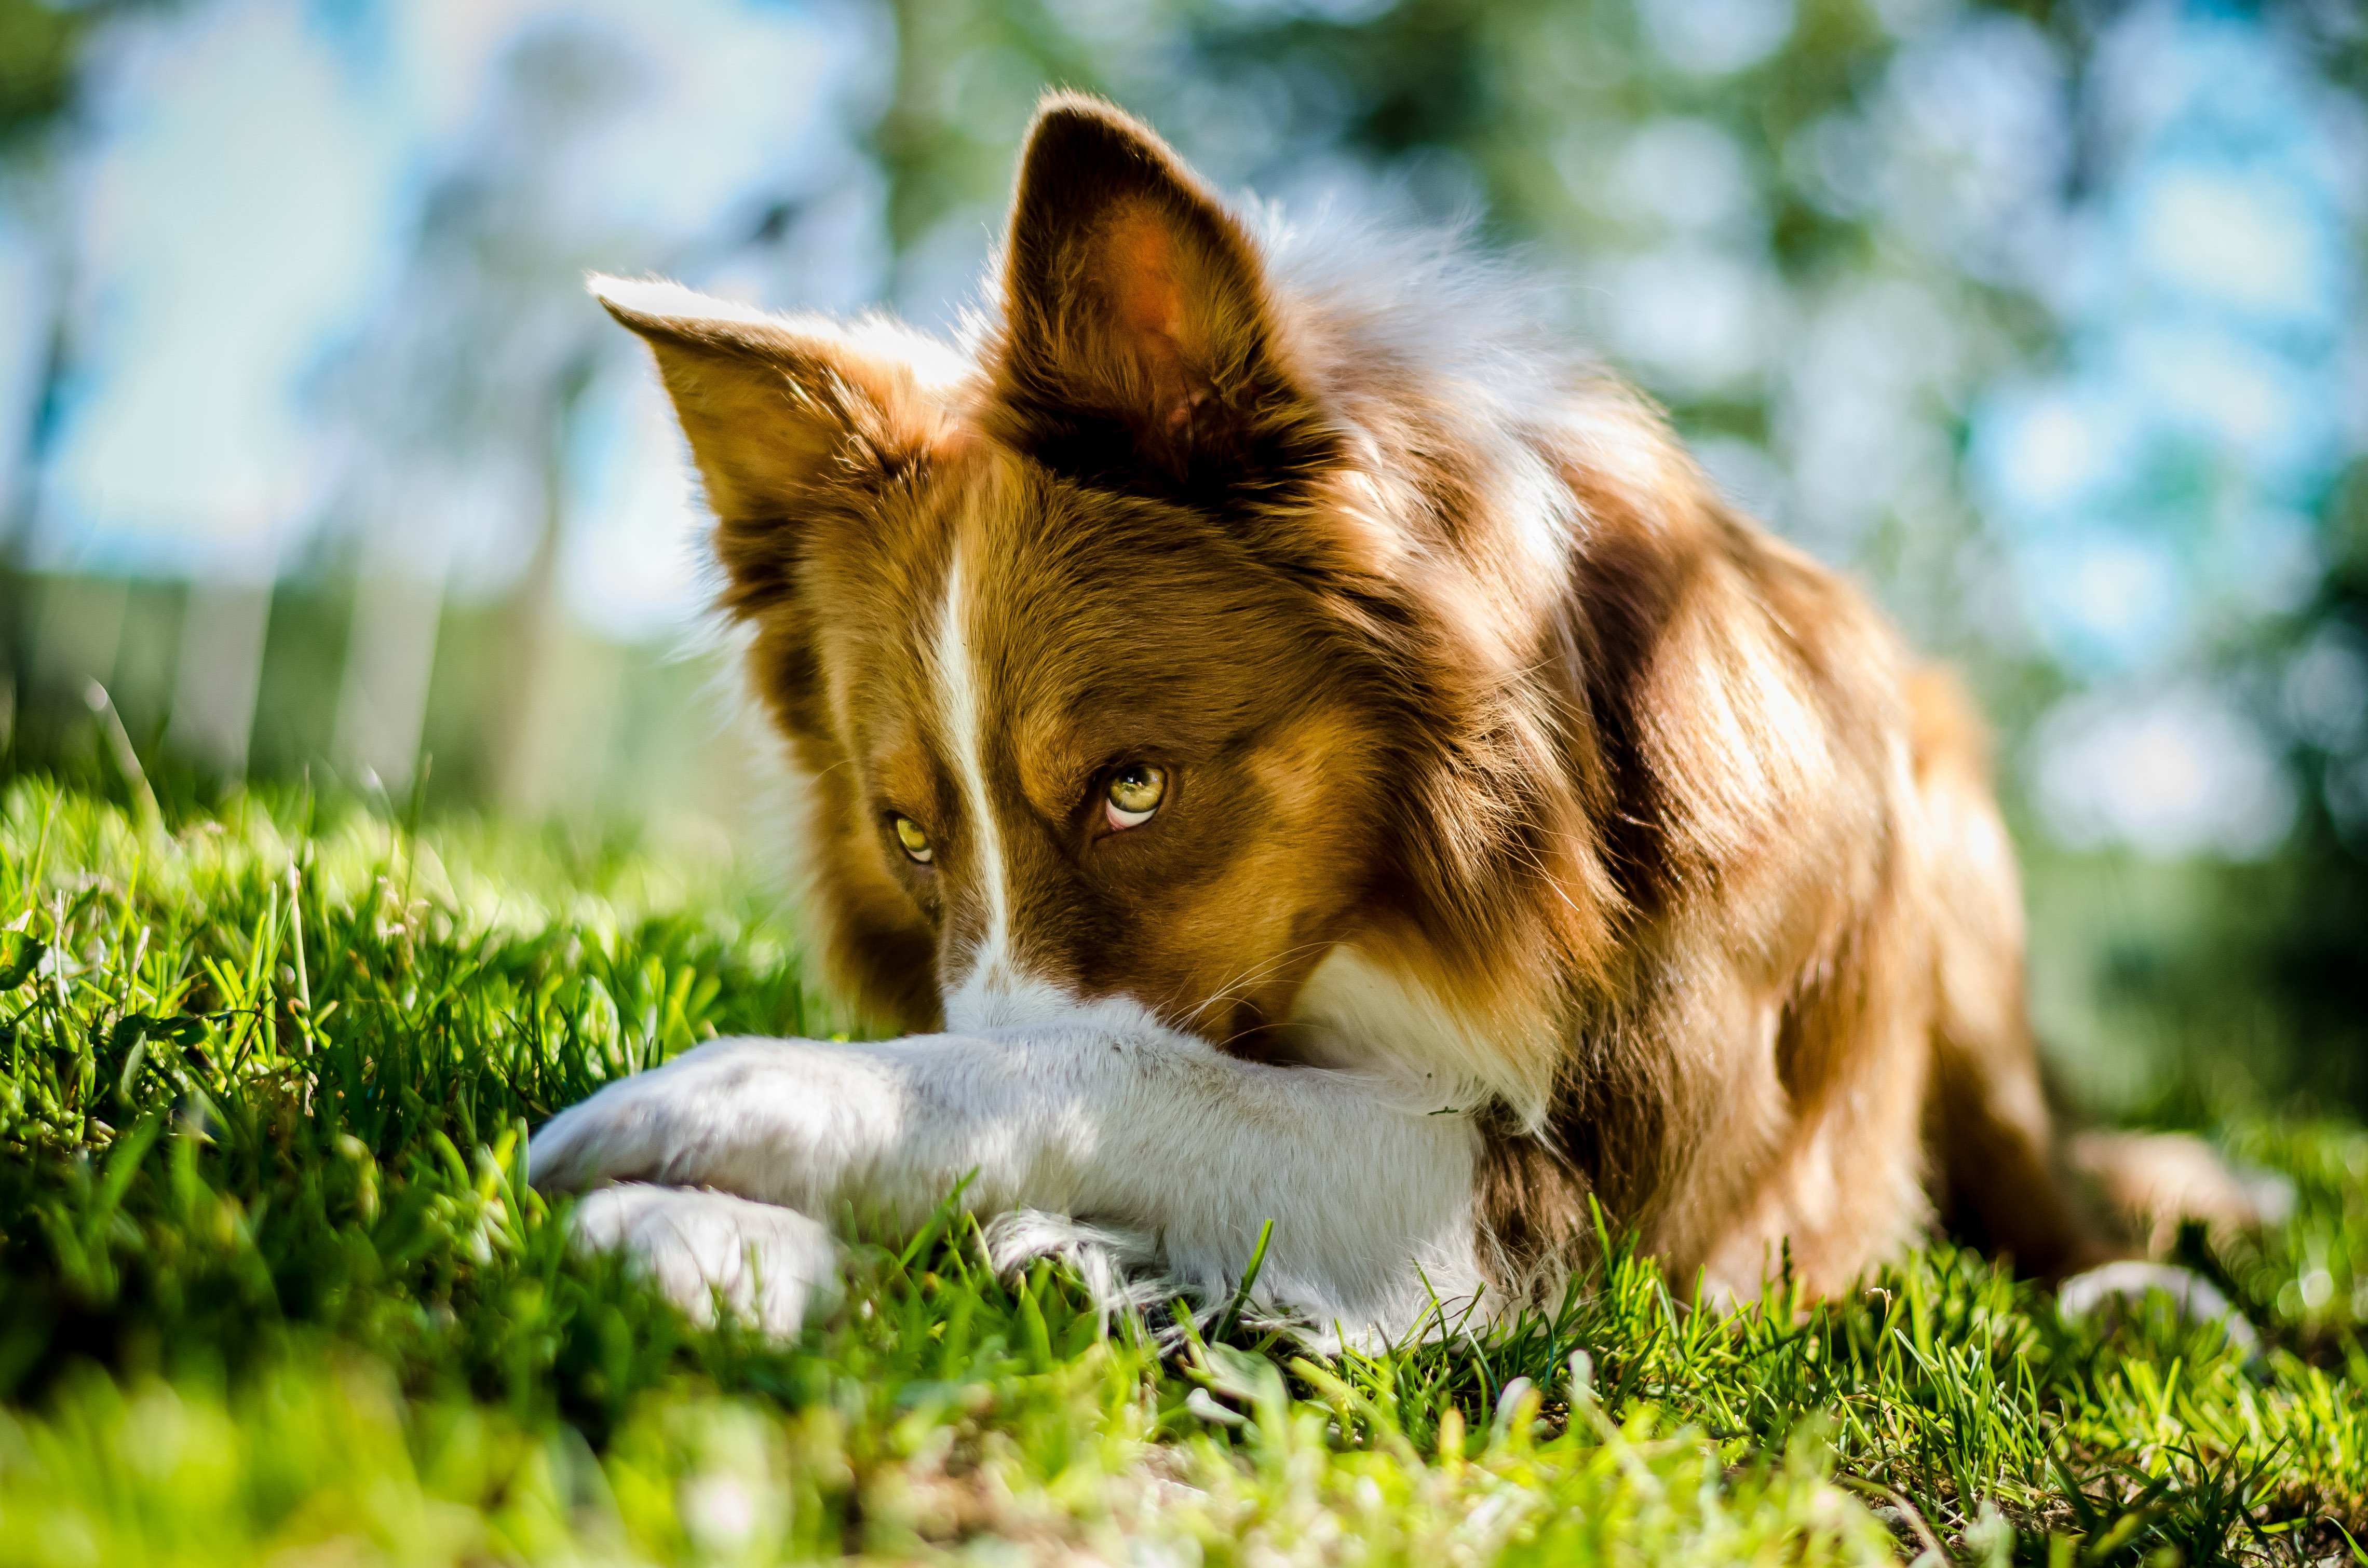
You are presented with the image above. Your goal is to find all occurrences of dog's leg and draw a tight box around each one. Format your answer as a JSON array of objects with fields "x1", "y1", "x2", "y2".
[
  {"x1": 529, "y1": 1018, "x2": 1485, "y2": 1342},
  {"x1": 1912, "y1": 671, "x2": 2114, "y2": 1281}
]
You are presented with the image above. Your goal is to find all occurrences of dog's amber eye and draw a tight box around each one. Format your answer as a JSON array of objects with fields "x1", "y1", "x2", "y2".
[
  {"x1": 893, "y1": 816, "x2": 933, "y2": 864},
  {"x1": 1105, "y1": 764, "x2": 1167, "y2": 829}
]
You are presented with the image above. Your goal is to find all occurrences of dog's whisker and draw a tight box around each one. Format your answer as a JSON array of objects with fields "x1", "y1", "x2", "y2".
[{"x1": 1175, "y1": 939, "x2": 1336, "y2": 1031}]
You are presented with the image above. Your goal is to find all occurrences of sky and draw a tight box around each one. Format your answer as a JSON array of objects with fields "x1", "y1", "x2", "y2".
[
  {"x1": 8, "y1": 0, "x2": 886, "y2": 631},
  {"x1": 1966, "y1": 5, "x2": 2364, "y2": 855}
]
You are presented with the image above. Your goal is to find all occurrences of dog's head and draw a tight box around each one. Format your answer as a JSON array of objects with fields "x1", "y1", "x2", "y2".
[{"x1": 601, "y1": 96, "x2": 1625, "y2": 1111}]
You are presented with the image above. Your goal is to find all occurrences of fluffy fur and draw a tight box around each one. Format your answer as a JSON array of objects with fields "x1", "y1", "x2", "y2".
[
  {"x1": 532, "y1": 95, "x2": 2147, "y2": 1339},
  {"x1": 531, "y1": 1006, "x2": 1486, "y2": 1338}
]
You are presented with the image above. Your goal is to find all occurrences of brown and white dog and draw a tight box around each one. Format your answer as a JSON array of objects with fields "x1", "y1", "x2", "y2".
[{"x1": 529, "y1": 96, "x2": 2165, "y2": 1342}]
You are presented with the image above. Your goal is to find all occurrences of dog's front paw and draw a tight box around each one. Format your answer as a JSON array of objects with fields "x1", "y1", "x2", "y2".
[
  {"x1": 570, "y1": 1183, "x2": 840, "y2": 1339},
  {"x1": 529, "y1": 1038, "x2": 817, "y2": 1197}
]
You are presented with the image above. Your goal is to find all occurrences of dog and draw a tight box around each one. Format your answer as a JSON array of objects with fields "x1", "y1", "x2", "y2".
[{"x1": 530, "y1": 94, "x2": 2224, "y2": 1343}]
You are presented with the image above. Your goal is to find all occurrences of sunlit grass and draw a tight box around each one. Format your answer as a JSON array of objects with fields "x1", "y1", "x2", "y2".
[{"x1": 0, "y1": 778, "x2": 2359, "y2": 1565}]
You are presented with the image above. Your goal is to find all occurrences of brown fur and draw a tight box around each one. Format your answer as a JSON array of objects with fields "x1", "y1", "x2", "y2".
[{"x1": 602, "y1": 96, "x2": 2121, "y2": 1307}]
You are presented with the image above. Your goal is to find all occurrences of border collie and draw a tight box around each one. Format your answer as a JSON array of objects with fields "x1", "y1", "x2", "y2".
[{"x1": 530, "y1": 95, "x2": 2220, "y2": 1343}]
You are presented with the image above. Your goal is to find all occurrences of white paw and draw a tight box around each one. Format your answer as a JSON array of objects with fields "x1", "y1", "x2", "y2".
[
  {"x1": 569, "y1": 1183, "x2": 841, "y2": 1340},
  {"x1": 530, "y1": 1041, "x2": 765, "y2": 1194},
  {"x1": 2058, "y1": 1260, "x2": 2260, "y2": 1359},
  {"x1": 529, "y1": 1037, "x2": 859, "y2": 1204}
]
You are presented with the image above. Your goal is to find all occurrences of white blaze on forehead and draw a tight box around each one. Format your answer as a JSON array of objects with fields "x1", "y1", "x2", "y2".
[{"x1": 931, "y1": 540, "x2": 1015, "y2": 993}]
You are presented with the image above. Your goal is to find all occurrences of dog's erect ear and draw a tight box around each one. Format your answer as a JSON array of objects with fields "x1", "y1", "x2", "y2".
[
  {"x1": 990, "y1": 95, "x2": 1322, "y2": 487},
  {"x1": 592, "y1": 277, "x2": 953, "y2": 581}
]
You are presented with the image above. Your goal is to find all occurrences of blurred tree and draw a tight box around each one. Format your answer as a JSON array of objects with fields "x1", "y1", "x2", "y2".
[
  {"x1": 2170, "y1": 458, "x2": 2368, "y2": 1114},
  {"x1": 0, "y1": 0, "x2": 180, "y2": 780},
  {"x1": 0, "y1": 0, "x2": 83, "y2": 151},
  {"x1": 0, "y1": 0, "x2": 96, "y2": 555},
  {"x1": 312, "y1": 18, "x2": 639, "y2": 806},
  {"x1": 2244, "y1": 6, "x2": 2368, "y2": 1113}
]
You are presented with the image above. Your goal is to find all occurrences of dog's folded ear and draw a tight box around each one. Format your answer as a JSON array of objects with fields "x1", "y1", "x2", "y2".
[
  {"x1": 592, "y1": 276, "x2": 957, "y2": 610},
  {"x1": 990, "y1": 93, "x2": 1328, "y2": 492}
]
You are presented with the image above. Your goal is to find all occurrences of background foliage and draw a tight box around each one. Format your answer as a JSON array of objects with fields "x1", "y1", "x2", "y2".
[{"x1": 1, "y1": 0, "x2": 2361, "y2": 1119}]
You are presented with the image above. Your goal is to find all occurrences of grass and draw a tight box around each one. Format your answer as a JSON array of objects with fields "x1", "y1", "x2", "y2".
[{"x1": 0, "y1": 777, "x2": 2359, "y2": 1565}]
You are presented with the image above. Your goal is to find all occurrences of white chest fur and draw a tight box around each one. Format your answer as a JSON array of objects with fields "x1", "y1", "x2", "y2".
[{"x1": 1284, "y1": 945, "x2": 1547, "y2": 1126}]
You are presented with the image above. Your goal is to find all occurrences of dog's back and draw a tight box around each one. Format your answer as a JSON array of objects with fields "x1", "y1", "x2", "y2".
[{"x1": 1433, "y1": 389, "x2": 2110, "y2": 1298}]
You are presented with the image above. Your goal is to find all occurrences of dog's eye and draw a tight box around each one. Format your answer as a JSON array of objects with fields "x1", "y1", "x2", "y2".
[
  {"x1": 1105, "y1": 764, "x2": 1167, "y2": 829},
  {"x1": 893, "y1": 816, "x2": 934, "y2": 864}
]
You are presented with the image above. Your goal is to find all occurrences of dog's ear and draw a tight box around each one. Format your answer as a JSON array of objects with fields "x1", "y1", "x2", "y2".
[
  {"x1": 592, "y1": 276, "x2": 951, "y2": 609},
  {"x1": 990, "y1": 94, "x2": 1324, "y2": 489}
]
